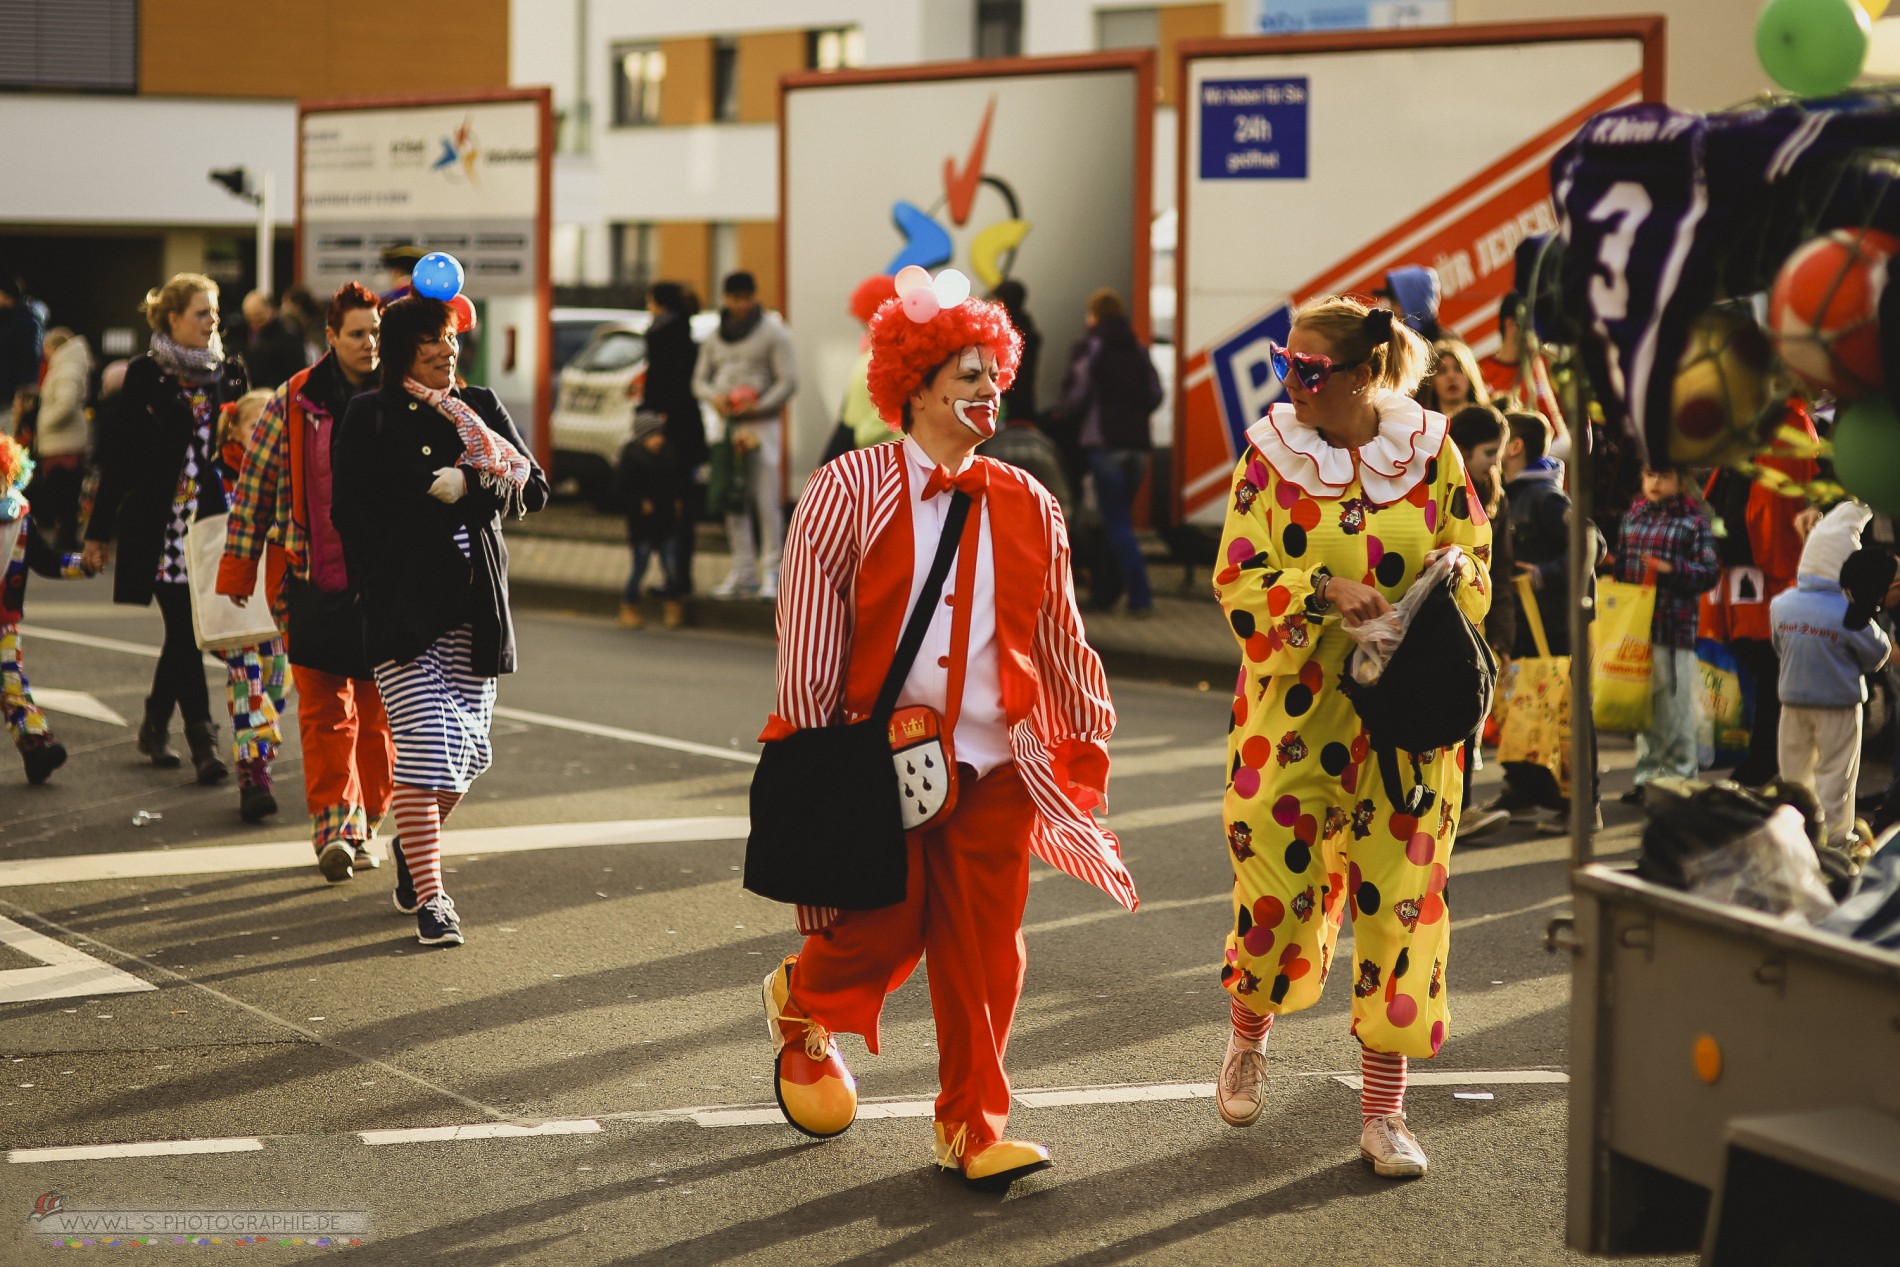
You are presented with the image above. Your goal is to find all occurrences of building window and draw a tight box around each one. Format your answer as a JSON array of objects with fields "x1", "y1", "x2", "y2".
[
  {"x1": 611, "y1": 43, "x2": 665, "y2": 126},
  {"x1": 807, "y1": 26, "x2": 865, "y2": 72},
  {"x1": 0, "y1": 0, "x2": 138, "y2": 92},
  {"x1": 712, "y1": 38, "x2": 740, "y2": 123},
  {"x1": 611, "y1": 222, "x2": 655, "y2": 289},
  {"x1": 1096, "y1": 7, "x2": 1160, "y2": 50},
  {"x1": 976, "y1": 1, "x2": 1022, "y2": 60}
]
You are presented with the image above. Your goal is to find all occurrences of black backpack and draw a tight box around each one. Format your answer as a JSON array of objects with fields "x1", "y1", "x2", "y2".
[{"x1": 1341, "y1": 575, "x2": 1498, "y2": 816}]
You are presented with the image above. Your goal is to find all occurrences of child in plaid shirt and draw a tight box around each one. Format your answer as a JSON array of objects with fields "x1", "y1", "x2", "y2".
[{"x1": 1617, "y1": 466, "x2": 1719, "y2": 796}]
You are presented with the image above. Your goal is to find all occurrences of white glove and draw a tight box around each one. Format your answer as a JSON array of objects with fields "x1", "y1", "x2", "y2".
[{"x1": 428, "y1": 466, "x2": 468, "y2": 503}]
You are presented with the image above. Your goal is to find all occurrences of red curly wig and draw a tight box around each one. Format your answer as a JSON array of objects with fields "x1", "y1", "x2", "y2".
[
  {"x1": 865, "y1": 296, "x2": 1022, "y2": 429},
  {"x1": 848, "y1": 273, "x2": 898, "y2": 326}
]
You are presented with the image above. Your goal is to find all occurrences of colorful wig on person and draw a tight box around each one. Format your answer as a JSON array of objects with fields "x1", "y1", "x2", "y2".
[
  {"x1": 849, "y1": 274, "x2": 899, "y2": 326},
  {"x1": 0, "y1": 432, "x2": 32, "y2": 519},
  {"x1": 865, "y1": 294, "x2": 1022, "y2": 429}
]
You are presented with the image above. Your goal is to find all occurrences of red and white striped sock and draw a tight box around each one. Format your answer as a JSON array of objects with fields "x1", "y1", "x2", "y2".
[
  {"x1": 1230, "y1": 998, "x2": 1273, "y2": 1044},
  {"x1": 434, "y1": 789, "x2": 463, "y2": 824},
  {"x1": 1360, "y1": 1047, "x2": 1407, "y2": 1122},
  {"x1": 391, "y1": 785, "x2": 445, "y2": 904}
]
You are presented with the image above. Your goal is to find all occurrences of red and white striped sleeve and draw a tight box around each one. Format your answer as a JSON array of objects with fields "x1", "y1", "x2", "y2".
[
  {"x1": 1028, "y1": 488, "x2": 1115, "y2": 805},
  {"x1": 769, "y1": 461, "x2": 859, "y2": 733}
]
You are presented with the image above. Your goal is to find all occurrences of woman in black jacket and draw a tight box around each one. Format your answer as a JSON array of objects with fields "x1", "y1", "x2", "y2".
[
  {"x1": 83, "y1": 273, "x2": 250, "y2": 783},
  {"x1": 643, "y1": 282, "x2": 702, "y2": 600},
  {"x1": 332, "y1": 294, "x2": 549, "y2": 948}
]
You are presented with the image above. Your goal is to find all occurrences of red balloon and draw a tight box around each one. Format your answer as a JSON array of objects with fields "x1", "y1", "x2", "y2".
[
  {"x1": 448, "y1": 293, "x2": 477, "y2": 333},
  {"x1": 1769, "y1": 227, "x2": 1900, "y2": 397}
]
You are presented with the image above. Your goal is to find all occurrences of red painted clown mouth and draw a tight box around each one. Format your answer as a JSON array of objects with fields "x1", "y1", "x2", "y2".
[{"x1": 953, "y1": 400, "x2": 997, "y2": 437}]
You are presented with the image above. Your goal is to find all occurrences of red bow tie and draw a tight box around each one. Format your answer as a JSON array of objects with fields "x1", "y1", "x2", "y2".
[{"x1": 923, "y1": 463, "x2": 989, "y2": 500}]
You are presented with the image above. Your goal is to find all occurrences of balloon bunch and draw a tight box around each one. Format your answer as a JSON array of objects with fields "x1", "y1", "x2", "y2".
[
  {"x1": 893, "y1": 265, "x2": 973, "y2": 323},
  {"x1": 1767, "y1": 226, "x2": 1900, "y2": 509},
  {"x1": 412, "y1": 250, "x2": 478, "y2": 333},
  {"x1": 1756, "y1": 0, "x2": 1885, "y2": 99}
]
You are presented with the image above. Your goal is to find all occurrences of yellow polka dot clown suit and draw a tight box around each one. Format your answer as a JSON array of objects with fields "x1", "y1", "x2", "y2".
[{"x1": 1215, "y1": 393, "x2": 1490, "y2": 1059}]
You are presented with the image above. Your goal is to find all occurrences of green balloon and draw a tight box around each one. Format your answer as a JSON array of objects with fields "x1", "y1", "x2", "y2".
[
  {"x1": 1834, "y1": 395, "x2": 1900, "y2": 514},
  {"x1": 1757, "y1": 0, "x2": 1872, "y2": 97}
]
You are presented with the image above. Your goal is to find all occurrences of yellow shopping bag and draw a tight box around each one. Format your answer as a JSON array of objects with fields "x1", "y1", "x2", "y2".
[
  {"x1": 1496, "y1": 576, "x2": 1571, "y2": 794},
  {"x1": 1591, "y1": 578, "x2": 1656, "y2": 734}
]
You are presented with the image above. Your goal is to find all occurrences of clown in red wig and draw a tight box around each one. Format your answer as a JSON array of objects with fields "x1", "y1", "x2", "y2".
[{"x1": 753, "y1": 266, "x2": 1135, "y2": 1190}]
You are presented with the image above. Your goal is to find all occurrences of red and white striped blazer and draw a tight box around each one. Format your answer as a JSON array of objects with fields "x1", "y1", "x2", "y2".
[{"x1": 762, "y1": 442, "x2": 1139, "y2": 930}]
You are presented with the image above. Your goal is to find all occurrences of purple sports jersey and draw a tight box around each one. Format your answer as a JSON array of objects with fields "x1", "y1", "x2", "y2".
[{"x1": 1552, "y1": 100, "x2": 1900, "y2": 464}]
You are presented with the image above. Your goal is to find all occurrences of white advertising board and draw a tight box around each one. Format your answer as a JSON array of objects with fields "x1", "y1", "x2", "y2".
[
  {"x1": 298, "y1": 93, "x2": 552, "y2": 454},
  {"x1": 1175, "y1": 22, "x2": 1658, "y2": 525},
  {"x1": 781, "y1": 55, "x2": 1151, "y2": 492}
]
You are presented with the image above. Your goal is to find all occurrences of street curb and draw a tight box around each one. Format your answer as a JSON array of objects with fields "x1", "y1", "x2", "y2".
[{"x1": 509, "y1": 580, "x2": 1234, "y2": 685}]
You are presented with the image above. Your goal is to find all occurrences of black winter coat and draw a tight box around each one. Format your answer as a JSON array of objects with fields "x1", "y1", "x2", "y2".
[
  {"x1": 1505, "y1": 469, "x2": 1602, "y2": 659},
  {"x1": 331, "y1": 385, "x2": 550, "y2": 677},
  {"x1": 1056, "y1": 313, "x2": 1160, "y2": 451},
  {"x1": 615, "y1": 439, "x2": 684, "y2": 541},
  {"x1": 643, "y1": 313, "x2": 705, "y2": 469},
  {"x1": 85, "y1": 351, "x2": 250, "y2": 606}
]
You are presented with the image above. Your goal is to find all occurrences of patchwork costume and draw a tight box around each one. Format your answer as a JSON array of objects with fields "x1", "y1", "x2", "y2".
[
  {"x1": 760, "y1": 278, "x2": 1135, "y2": 1188},
  {"x1": 1, "y1": 435, "x2": 89, "y2": 783},
  {"x1": 220, "y1": 356, "x2": 397, "y2": 868},
  {"x1": 1216, "y1": 395, "x2": 1491, "y2": 1058},
  {"x1": 210, "y1": 431, "x2": 289, "y2": 816}
]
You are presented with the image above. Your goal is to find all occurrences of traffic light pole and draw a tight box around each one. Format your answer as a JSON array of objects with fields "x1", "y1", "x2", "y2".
[{"x1": 256, "y1": 170, "x2": 275, "y2": 299}]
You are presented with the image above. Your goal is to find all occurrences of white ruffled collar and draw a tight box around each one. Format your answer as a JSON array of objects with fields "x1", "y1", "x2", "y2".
[{"x1": 1244, "y1": 392, "x2": 1446, "y2": 504}]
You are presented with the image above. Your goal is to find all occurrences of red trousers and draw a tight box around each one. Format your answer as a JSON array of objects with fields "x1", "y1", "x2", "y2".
[
  {"x1": 291, "y1": 664, "x2": 395, "y2": 849},
  {"x1": 789, "y1": 763, "x2": 1034, "y2": 1145}
]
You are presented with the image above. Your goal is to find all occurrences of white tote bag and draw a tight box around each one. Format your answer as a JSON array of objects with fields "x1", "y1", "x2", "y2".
[{"x1": 184, "y1": 512, "x2": 279, "y2": 652}]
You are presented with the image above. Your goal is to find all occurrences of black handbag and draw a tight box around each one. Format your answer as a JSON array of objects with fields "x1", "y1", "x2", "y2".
[
  {"x1": 743, "y1": 491, "x2": 972, "y2": 910},
  {"x1": 1341, "y1": 573, "x2": 1498, "y2": 817},
  {"x1": 283, "y1": 573, "x2": 373, "y2": 680}
]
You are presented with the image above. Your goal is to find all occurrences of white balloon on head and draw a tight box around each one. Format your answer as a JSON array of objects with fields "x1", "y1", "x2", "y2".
[
  {"x1": 894, "y1": 265, "x2": 933, "y2": 298},
  {"x1": 933, "y1": 269, "x2": 971, "y2": 307}
]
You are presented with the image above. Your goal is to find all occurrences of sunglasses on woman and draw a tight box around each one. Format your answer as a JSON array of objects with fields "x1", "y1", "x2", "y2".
[{"x1": 1269, "y1": 343, "x2": 1365, "y2": 392}]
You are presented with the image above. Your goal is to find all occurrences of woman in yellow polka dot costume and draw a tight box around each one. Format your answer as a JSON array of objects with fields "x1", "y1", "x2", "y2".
[{"x1": 1210, "y1": 295, "x2": 1491, "y2": 1178}]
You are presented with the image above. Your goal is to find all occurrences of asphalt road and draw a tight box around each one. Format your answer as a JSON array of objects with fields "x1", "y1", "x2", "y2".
[{"x1": 0, "y1": 584, "x2": 1691, "y2": 1265}]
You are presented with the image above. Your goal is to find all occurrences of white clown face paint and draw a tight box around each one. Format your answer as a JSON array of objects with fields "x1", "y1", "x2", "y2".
[{"x1": 947, "y1": 347, "x2": 999, "y2": 439}]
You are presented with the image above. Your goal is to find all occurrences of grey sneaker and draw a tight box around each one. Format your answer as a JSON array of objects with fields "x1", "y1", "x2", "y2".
[
  {"x1": 1536, "y1": 804, "x2": 1603, "y2": 835},
  {"x1": 317, "y1": 840, "x2": 355, "y2": 884},
  {"x1": 1360, "y1": 1113, "x2": 1428, "y2": 1177},
  {"x1": 1216, "y1": 1031, "x2": 1268, "y2": 1127}
]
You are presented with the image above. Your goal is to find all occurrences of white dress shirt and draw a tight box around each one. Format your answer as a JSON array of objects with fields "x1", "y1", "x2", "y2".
[{"x1": 895, "y1": 436, "x2": 1009, "y2": 776}]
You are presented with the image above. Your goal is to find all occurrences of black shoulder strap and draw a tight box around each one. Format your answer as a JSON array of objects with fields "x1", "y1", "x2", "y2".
[{"x1": 873, "y1": 491, "x2": 971, "y2": 723}]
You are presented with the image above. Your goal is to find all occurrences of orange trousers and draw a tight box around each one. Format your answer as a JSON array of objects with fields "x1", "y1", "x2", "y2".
[
  {"x1": 789, "y1": 763, "x2": 1034, "y2": 1145},
  {"x1": 290, "y1": 664, "x2": 395, "y2": 851}
]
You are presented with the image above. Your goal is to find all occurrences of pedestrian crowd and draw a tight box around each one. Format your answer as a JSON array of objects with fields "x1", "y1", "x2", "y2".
[{"x1": 6, "y1": 243, "x2": 1896, "y2": 1197}]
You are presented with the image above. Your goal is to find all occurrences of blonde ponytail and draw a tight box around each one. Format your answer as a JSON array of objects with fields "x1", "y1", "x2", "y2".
[{"x1": 1290, "y1": 294, "x2": 1433, "y2": 395}]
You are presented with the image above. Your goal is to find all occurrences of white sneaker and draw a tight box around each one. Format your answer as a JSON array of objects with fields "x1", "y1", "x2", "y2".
[
  {"x1": 758, "y1": 573, "x2": 779, "y2": 601},
  {"x1": 1216, "y1": 1031, "x2": 1268, "y2": 1127},
  {"x1": 1360, "y1": 1113, "x2": 1428, "y2": 1177},
  {"x1": 711, "y1": 573, "x2": 757, "y2": 599}
]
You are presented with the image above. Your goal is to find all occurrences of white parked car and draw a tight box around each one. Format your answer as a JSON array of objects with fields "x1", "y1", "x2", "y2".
[{"x1": 549, "y1": 306, "x2": 719, "y2": 507}]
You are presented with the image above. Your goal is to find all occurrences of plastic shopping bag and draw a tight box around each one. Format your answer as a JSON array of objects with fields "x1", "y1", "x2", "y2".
[
  {"x1": 184, "y1": 512, "x2": 279, "y2": 653},
  {"x1": 1695, "y1": 637, "x2": 1753, "y2": 771},
  {"x1": 1345, "y1": 548, "x2": 1464, "y2": 685},
  {"x1": 1590, "y1": 578, "x2": 1655, "y2": 734},
  {"x1": 1497, "y1": 575, "x2": 1571, "y2": 794}
]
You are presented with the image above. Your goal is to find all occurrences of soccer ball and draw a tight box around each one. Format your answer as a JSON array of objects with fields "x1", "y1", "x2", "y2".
[
  {"x1": 1669, "y1": 307, "x2": 1775, "y2": 467},
  {"x1": 1768, "y1": 227, "x2": 1900, "y2": 398}
]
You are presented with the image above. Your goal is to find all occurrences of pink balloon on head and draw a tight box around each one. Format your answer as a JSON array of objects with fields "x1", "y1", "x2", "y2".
[
  {"x1": 893, "y1": 265, "x2": 933, "y2": 298},
  {"x1": 901, "y1": 287, "x2": 941, "y2": 323}
]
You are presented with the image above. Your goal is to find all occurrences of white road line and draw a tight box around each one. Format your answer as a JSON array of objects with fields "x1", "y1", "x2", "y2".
[
  {"x1": 1111, "y1": 744, "x2": 1226, "y2": 778},
  {"x1": 10, "y1": 1137, "x2": 263, "y2": 1164},
  {"x1": 358, "y1": 1120, "x2": 601, "y2": 1146},
  {"x1": 0, "y1": 816, "x2": 750, "y2": 888},
  {"x1": 30, "y1": 689, "x2": 128, "y2": 726},
  {"x1": 1110, "y1": 801, "x2": 1219, "y2": 831},
  {"x1": 1022, "y1": 892, "x2": 1220, "y2": 936},
  {"x1": 0, "y1": 915, "x2": 156, "y2": 1001},
  {"x1": 22, "y1": 623, "x2": 762, "y2": 766},
  {"x1": 491, "y1": 706, "x2": 760, "y2": 765},
  {"x1": 1015, "y1": 1082, "x2": 1217, "y2": 1108},
  {"x1": 690, "y1": 1099, "x2": 938, "y2": 1128},
  {"x1": 1331, "y1": 1070, "x2": 1568, "y2": 1091}
]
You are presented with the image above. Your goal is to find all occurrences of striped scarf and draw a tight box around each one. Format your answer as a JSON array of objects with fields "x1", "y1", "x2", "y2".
[
  {"x1": 151, "y1": 330, "x2": 224, "y2": 384},
  {"x1": 403, "y1": 378, "x2": 531, "y2": 518}
]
